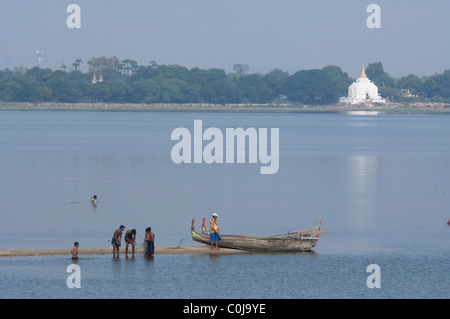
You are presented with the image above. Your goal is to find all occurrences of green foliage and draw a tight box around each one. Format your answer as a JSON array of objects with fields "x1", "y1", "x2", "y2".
[
  {"x1": 365, "y1": 62, "x2": 395, "y2": 88},
  {"x1": 284, "y1": 66, "x2": 352, "y2": 104},
  {"x1": 0, "y1": 59, "x2": 449, "y2": 105},
  {"x1": 423, "y1": 71, "x2": 450, "y2": 99},
  {"x1": 396, "y1": 73, "x2": 424, "y2": 96}
]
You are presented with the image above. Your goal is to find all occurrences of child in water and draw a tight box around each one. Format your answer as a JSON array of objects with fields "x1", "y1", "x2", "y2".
[{"x1": 71, "y1": 242, "x2": 79, "y2": 260}]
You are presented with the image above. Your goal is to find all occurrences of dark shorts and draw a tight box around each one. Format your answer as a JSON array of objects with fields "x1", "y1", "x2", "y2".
[{"x1": 111, "y1": 238, "x2": 121, "y2": 247}]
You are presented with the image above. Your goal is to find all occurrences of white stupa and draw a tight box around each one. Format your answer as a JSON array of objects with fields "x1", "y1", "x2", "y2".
[{"x1": 340, "y1": 65, "x2": 385, "y2": 105}]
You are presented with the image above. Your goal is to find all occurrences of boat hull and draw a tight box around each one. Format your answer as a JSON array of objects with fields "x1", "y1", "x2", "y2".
[{"x1": 191, "y1": 219, "x2": 320, "y2": 252}]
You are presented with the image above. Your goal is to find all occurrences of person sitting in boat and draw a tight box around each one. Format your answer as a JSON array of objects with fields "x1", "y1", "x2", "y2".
[{"x1": 210, "y1": 213, "x2": 221, "y2": 250}]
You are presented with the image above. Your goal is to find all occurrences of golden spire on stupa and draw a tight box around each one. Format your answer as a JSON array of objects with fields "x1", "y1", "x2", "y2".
[{"x1": 360, "y1": 64, "x2": 367, "y2": 78}]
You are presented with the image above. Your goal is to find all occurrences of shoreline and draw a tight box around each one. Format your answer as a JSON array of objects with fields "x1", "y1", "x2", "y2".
[
  {"x1": 0, "y1": 246, "x2": 247, "y2": 257},
  {"x1": 0, "y1": 102, "x2": 450, "y2": 114}
]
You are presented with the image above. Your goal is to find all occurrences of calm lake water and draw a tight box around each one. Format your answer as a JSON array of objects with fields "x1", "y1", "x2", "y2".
[{"x1": 1, "y1": 110, "x2": 450, "y2": 299}]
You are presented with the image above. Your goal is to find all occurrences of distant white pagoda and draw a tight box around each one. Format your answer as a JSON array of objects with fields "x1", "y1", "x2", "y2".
[
  {"x1": 92, "y1": 73, "x2": 103, "y2": 84},
  {"x1": 340, "y1": 65, "x2": 385, "y2": 105}
]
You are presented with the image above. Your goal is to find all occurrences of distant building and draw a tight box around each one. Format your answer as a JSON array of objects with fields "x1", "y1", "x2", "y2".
[
  {"x1": 340, "y1": 65, "x2": 385, "y2": 105},
  {"x1": 92, "y1": 73, "x2": 103, "y2": 84},
  {"x1": 400, "y1": 88, "x2": 417, "y2": 98}
]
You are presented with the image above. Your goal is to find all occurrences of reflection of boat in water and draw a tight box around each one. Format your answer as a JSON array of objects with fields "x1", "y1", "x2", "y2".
[{"x1": 191, "y1": 218, "x2": 327, "y2": 252}]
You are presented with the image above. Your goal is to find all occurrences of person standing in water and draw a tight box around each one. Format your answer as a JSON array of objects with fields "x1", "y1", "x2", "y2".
[
  {"x1": 112, "y1": 225, "x2": 125, "y2": 258},
  {"x1": 91, "y1": 195, "x2": 97, "y2": 206},
  {"x1": 71, "y1": 242, "x2": 79, "y2": 261},
  {"x1": 125, "y1": 229, "x2": 136, "y2": 258},
  {"x1": 144, "y1": 227, "x2": 155, "y2": 257}
]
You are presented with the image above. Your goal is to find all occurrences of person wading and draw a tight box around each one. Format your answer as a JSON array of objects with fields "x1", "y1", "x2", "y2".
[{"x1": 112, "y1": 225, "x2": 125, "y2": 258}]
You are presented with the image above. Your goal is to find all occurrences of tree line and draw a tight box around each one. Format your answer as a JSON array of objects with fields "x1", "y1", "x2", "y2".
[{"x1": 1, "y1": 57, "x2": 449, "y2": 105}]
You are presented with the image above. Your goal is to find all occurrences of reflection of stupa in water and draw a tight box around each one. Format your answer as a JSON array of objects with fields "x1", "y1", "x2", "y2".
[
  {"x1": 340, "y1": 65, "x2": 385, "y2": 105},
  {"x1": 347, "y1": 155, "x2": 378, "y2": 228}
]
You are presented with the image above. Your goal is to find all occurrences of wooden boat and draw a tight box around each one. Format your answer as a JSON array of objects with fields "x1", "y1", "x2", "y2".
[{"x1": 191, "y1": 218, "x2": 327, "y2": 252}]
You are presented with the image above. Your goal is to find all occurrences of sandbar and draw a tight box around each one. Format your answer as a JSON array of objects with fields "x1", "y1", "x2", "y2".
[{"x1": 0, "y1": 246, "x2": 246, "y2": 257}]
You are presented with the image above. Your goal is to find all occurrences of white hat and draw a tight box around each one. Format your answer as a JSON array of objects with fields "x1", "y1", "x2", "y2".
[{"x1": 212, "y1": 213, "x2": 219, "y2": 217}]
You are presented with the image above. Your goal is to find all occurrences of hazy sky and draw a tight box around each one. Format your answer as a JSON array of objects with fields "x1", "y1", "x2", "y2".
[{"x1": 1, "y1": 0, "x2": 449, "y2": 78}]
